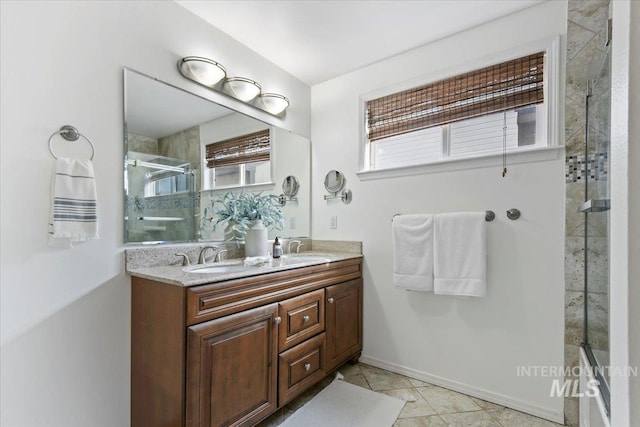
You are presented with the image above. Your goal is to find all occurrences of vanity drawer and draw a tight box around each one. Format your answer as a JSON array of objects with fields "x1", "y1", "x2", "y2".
[
  {"x1": 278, "y1": 333, "x2": 326, "y2": 406},
  {"x1": 278, "y1": 288, "x2": 325, "y2": 352}
]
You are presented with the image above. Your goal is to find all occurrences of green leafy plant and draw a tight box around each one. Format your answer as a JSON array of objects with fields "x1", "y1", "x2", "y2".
[{"x1": 201, "y1": 192, "x2": 283, "y2": 241}]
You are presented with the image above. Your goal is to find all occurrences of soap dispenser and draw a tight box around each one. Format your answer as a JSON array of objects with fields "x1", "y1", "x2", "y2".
[{"x1": 272, "y1": 237, "x2": 282, "y2": 259}]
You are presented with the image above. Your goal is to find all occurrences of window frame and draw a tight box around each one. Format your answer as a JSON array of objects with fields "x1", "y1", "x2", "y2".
[
  {"x1": 202, "y1": 128, "x2": 275, "y2": 191},
  {"x1": 357, "y1": 36, "x2": 563, "y2": 180}
]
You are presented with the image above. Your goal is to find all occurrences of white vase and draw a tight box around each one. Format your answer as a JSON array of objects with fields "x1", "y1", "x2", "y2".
[
  {"x1": 224, "y1": 221, "x2": 243, "y2": 241},
  {"x1": 244, "y1": 220, "x2": 268, "y2": 257}
]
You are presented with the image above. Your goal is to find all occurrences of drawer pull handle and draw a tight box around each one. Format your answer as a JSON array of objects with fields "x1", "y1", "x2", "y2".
[
  {"x1": 275, "y1": 316, "x2": 282, "y2": 324},
  {"x1": 303, "y1": 315, "x2": 310, "y2": 322},
  {"x1": 328, "y1": 297, "x2": 334, "y2": 304},
  {"x1": 304, "y1": 363, "x2": 311, "y2": 371}
]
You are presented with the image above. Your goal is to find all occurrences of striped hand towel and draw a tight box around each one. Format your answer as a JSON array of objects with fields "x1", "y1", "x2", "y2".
[{"x1": 48, "y1": 158, "x2": 99, "y2": 248}]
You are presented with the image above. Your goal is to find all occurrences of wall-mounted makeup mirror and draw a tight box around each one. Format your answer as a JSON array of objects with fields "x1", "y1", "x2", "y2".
[
  {"x1": 323, "y1": 169, "x2": 352, "y2": 204},
  {"x1": 279, "y1": 175, "x2": 299, "y2": 206},
  {"x1": 124, "y1": 68, "x2": 310, "y2": 243},
  {"x1": 324, "y1": 170, "x2": 345, "y2": 194}
]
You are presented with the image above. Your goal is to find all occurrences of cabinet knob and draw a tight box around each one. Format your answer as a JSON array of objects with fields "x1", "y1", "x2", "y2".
[
  {"x1": 304, "y1": 363, "x2": 311, "y2": 371},
  {"x1": 303, "y1": 315, "x2": 310, "y2": 322},
  {"x1": 328, "y1": 297, "x2": 334, "y2": 304},
  {"x1": 275, "y1": 316, "x2": 282, "y2": 324}
]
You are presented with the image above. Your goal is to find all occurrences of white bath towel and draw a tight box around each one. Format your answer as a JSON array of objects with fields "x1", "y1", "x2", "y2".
[
  {"x1": 392, "y1": 214, "x2": 434, "y2": 291},
  {"x1": 433, "y1": 212, "x2": 486, "y2": 297},
  {"x1": 48, "y1": 158, "x2": 99, "y2": 248}
]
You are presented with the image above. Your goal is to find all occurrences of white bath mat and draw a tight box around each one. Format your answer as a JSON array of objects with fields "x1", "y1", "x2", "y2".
[{"x1": 280, "y1": 379, "x2": 404, "y2": 427}]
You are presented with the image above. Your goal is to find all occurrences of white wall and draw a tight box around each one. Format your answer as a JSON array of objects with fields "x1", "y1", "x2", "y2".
[
  {"x1": 0, "y1": 1, "x2": 309, "y2": 426},
  {"x1": 271, "y1": 129, "x2": 311, "y2": 239},
  {"x1": 610, "y1": 1, "x2": 640, "y2": 426},
  {"x1": 311, "y1": 1, "x2": 567, "y2": 421}
]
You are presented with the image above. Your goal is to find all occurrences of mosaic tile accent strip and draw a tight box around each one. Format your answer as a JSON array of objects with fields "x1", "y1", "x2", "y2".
[
  {"x1": 565, "y1": 152, "x2": 608, "y2": 183},
  {"x1": 127, "y1": 192, "x2": 199, "y2": 211}
]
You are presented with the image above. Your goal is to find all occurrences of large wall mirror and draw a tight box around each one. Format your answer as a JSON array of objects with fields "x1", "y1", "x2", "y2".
[{"x1": 124, "y1": 68, "x2": 310, "y2": 244}]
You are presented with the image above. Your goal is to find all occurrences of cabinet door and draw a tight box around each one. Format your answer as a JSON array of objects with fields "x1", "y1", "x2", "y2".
[
  {"x1": 325, "y1": 278, "x2": 363, "y2": 373},
  {"x1": 186, "y1": 303, "x2": 278, "y2": 427}
]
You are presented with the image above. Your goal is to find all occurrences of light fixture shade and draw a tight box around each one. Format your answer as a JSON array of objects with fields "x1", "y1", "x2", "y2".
[
  {"x1": 259, "y1": 93, "x2": 290, "y2": 115},
  {"x1": 177, "y1": 57, "x2": 226, "y2": 87},
  {"x1": 176, "y1": 56, "x2": 289, "y2": 116},
  {"x1": 224, "y1": 77, "x2": 261, "y2": 102}
]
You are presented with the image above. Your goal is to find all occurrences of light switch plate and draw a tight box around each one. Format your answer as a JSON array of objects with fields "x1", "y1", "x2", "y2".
[{"x1": 330, "y1": 216, "x2": 338, "y2": 229}]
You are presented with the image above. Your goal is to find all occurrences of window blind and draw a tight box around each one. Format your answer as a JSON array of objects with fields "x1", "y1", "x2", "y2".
[
  {"x1": 373, "y1": 126, "x2": 442, "y2": 169},
  {"x1": 206, "y1": 129, "x2": 270, "y2": 168},
  {"x1": 449, "y1": 110, "x2": 519, "y2": 158},
  {"x1": 366, "y1": 51, "x2": 544, "y2": 142}
]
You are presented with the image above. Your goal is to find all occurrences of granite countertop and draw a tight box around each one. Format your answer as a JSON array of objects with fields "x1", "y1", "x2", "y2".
[{"x1": 127, "y1": 251, "x2": 363, "y2": 287}]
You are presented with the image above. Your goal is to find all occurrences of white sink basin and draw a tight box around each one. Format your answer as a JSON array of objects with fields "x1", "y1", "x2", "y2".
[
  {"x1": 185, "y1": 263, "x2": 253, "y2": 274},
  {"x1": 182, "y1": 253, "x2": 335, "y2": 273},
  {"x1": 283, "y1": 254, "x2": 333, "y2": 264}
]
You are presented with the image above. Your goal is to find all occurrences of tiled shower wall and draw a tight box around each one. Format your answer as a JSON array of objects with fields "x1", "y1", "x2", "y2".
[
  {"x1": 126, "y1": 127, "x2": 201, "y2": 242},
  {"x1": 564, "y1": 1, "x2": 610, "y2": 425}
]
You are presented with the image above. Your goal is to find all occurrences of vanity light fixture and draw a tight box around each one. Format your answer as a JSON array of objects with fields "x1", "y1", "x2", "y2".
[
  {"x1": 177, "y1": 57, "x2": 226, "y2": 87},
  {"x1": 177, "y1": 56, "x2": 290, "y2": 116},
  {"x1": 224, "y1": 77, "x2": 261, "y2": 102},
  {"x1": 258, "y1": 93, "x2": 290, "y2": 115}
]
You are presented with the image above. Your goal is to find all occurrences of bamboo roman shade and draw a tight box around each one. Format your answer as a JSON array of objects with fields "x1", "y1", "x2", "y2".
[
  {"x1": 366, "y1": 52, "x2": 545, "y2": 142},
  {"x1": 206, "y1": 129, "x2": 270, "y2": 168}
]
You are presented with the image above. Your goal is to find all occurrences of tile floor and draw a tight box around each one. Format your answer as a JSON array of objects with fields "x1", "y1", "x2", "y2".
[{"x1": 258, "y1": 363, "x2": 565, "y2": 427}]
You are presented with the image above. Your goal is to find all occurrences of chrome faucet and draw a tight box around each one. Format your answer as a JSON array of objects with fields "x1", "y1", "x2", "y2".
[
  {"x1": 175, "y1": 252, "x2": 190, "y2": 266},
  {"x1": 296, "y1": 243, "x2": 305, "y2": 253},
  {"x1": 197, "y1": 246, "x2": 218, "y2": 264},
  {"x1": 287, "y1": 240, "x2": 301, "y2": 254},
  {"x1": 214, "y1": 249, "x2": 228, "y2": 262}
]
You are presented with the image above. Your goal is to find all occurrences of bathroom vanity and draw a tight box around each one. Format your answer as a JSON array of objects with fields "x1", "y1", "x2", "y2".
[{"x1": 129, "y1": 252, "x2": 362, "y2": 427}]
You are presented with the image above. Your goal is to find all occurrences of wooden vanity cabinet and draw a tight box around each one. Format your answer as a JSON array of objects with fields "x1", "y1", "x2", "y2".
[{"x1": 131, "y1": 257, "x2": 362, "y2": 427}]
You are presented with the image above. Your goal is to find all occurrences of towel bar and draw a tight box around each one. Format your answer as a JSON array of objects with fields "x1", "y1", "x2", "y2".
[{"x1": 392, "y1": 211, "x2": 496, "y2": 222}]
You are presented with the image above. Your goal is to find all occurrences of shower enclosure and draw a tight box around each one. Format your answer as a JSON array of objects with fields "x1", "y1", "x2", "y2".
[
  {"x1": 124, "y1": 151, "x2": 197, "y2": 243},
  {"x1": 579, "y1": 30, "x2": 611, "y2": 415}
]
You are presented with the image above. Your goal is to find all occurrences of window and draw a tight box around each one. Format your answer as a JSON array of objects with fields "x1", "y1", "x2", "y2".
[
  {"x1": 364, "y1": 50, "x2": 551, "y2": 172},
  {"x1": 203, "y1": 129, "x2": 271, "y2": 189}
]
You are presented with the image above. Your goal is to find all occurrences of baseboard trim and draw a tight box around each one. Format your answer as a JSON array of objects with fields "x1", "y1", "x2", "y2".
[{"x1": 358, "y1": 354, "x2": 564, "y2": 424}]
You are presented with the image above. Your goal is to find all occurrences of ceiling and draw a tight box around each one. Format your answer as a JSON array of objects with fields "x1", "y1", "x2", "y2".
[{"x1": 176, "y1": 0, "x2": 545, "y2": 86}]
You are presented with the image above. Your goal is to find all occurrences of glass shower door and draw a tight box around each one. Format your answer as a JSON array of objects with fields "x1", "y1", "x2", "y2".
[
  {"x1": 580, "y1": 42, "x2": 611, "y2": 414},
  {"x1": 125, "y1": 151, "x2": 196, "y2": 243}
]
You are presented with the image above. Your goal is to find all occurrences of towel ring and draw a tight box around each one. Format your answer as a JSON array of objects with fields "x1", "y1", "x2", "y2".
[{"x1": 48, "y1": 125, "x2": 95, "y2": 160}]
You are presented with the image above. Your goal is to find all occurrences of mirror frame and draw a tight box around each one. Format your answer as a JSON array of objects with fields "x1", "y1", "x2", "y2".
[
  {"x1": 324, "y1": 170, "x2": 345, "y2": 194},
  {"x1": 282, "y1": 175, "x2": 300, "y2": 198}
]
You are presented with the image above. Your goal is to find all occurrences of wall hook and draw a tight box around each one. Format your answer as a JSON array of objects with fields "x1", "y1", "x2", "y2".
[{"x1": 506, "y1": 208, "x2": 521, "y2": 220}]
